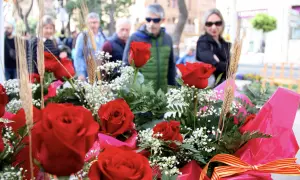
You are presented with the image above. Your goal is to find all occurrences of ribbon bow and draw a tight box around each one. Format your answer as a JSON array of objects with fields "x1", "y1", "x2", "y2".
[{"x1": 200, "y1": 154, "x2": 300, "y2": 180}]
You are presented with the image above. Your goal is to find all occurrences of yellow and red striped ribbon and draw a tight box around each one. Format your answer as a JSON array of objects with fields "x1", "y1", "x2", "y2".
[{"x1": 200, "y1": 154, "x2": 300, "y2": 180}]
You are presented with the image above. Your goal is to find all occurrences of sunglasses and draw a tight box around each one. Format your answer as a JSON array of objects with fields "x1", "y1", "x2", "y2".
[
  {"x1": 205, "y1": 21, "x2": 223, "y2": 27},
  {"x1": 145, "y1": 17, "x2": 162, "y2": 23}
]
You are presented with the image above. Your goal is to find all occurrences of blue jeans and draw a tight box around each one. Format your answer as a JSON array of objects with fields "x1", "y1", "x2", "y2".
[{"x1": 5, "y1": 68, "x2": 17, "y2": 80}]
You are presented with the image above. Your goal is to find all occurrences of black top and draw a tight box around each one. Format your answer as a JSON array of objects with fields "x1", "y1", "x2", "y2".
[
  {"x1": 103, "y1": 33, "x2": 126, "y2": 62},
  {"x1": 4, "y1": 37, "x2": 16, "y2": 69},
  {"x1": 27, "y1": 38, "x2": 60, "y2": 73},
  {"x1": 64, "y1": 37, "x2": 74, "y2": 50},
  {"x1": 196, "y1": 33, "x2": 231, "y2": 81}
]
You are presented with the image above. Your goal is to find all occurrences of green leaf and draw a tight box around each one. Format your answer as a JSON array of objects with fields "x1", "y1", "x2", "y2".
[
  {"x1": 217, "y1": 129, "x2": 271, "y2": 154},
  {"x1": 181, "y1": 143, "x2": 199, "y2": 153},
  {"x1": 161, "y1": 173, "x2": 178, "y2": 180},
  {"x1": 17, "y1": 125, "x2": 28, "y2": 138},
  {"x1": 241, "y1": 82, "x2": 276, "y2": 107},
  {"x1": 118, "y1": 82, "x2": 168, "y2": 129},
  {"x1": 34, "y1": 158, "x2": 42, "y2": 169},
  {"x1": 140, "y1": 119, "x2": 165, "y2": 130},
  {"x1": 214, "y1": 73, "x2": 223, "y2": 86},
  {"x1": 176, "y1": 78, "x2": 184, "y2": 86},
  {"x1": 14, "y1": 143, "x2": 26, "y2": 157},
  {"x1": 46, "y1": 88, "x2": 83, "y2": 106}
]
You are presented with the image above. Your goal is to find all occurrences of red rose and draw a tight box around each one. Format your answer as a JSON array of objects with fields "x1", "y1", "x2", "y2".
[
  {"x1": 9, "y1": 107, "x2": 42, "y2": 180},
  {"x1": 0, "y1": 135, "x2": 4, "y2": 152},
  {"x1": 33, "y1": 103, "x2": 99, "y2": 176},
  {"x1": 53, "y1": 59, "x2": 75, "y2": 80},
  {"x1": 177, "y1": 62, "x2": 216, "y2": 89},
  {"x1": 233, "y1": 116, "x2": 239, "y2": 125},
  {"x1": 245, "y1": 114, "x2": 256, "y2": 123},
  {"x1": 98, "y1": 99, "x2": 134, "y2": 137},
  {"x1": 129, "y1": 42, "x2": 151, "y2": 68},
  {"x1": 29, "y1": 73, "x2": 41, "y2": 83},
  {"x1": 0, "y1": 84, "x2": 9, "y2": 118},
  {"x1": 240, "y1": 114, "x2": 256, "y2": 133},
  {"x1": 10, "y1": 107, "x2": 42, "y2": 133},
  {"x1": 44, "y1": 52, "x2": 59, "y2": 72},
  {"x1": 0, "y1": 123, "x2": 4, "y2": 152},
  {"x1": 88, "y1": 146, "x2": 152, "y2": 180},
  {"x1": 153, "y1": 120, "x2": 183, "y2": 148}
]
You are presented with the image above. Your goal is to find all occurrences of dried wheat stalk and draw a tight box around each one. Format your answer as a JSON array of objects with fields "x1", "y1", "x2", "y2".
[
  {"x1": 0, "y1": 58, "x2": 4, "y2": 80},
  {"x1": 15, "y1": 36, "x2": 34, "y2": 179},
  {"x1": 218, "y1": 85, "x2": 234, "y2": 131},
  {"x1": 37, "y1": 0, "x2": 45, "y2": 109},
  {"x1": 80, "y1": 2, "x2": 97, "y2": 51},
  {"x1": 87, "y1": 55, "x2": 96, "y2": 84},
  {"x1": 80, "y1": 1, "x2": 98, "y2": 83},
  {"x1": 216, "y1": 25, "x2": 245, "y2": 140}
]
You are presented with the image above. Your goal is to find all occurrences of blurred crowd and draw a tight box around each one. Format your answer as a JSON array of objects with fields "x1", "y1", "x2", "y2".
[{"x1": 4, "y1": 3, "x2": 231, "y2": 90}]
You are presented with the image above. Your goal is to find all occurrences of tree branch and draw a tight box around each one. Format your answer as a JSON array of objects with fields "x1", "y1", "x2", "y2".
[
  {"x1": 14, "y1": 0, "x2": 34, "y2": 32},
  {"x1": 25, "y1": 0, "x2": 34, "y2": 18},
  {"x1": 15, "y1": 0, "x2": 24, "y2": 19},
  {"x1": 172, "y1": 0, "x2": 188, "y2": 57}
]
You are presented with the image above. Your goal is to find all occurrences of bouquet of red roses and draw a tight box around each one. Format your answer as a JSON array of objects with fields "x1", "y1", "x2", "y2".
[{"x1": 1, "y1": 40, "x2": 300, "y2": 180}]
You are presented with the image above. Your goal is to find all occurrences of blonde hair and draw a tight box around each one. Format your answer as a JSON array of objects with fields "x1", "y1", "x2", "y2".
[
  {"x1": 203, "y1": 8, "x2": 225, "y2": 35},
  {"x1": 36, "y1": 15, "x2": 55, "y2": 34},
  {"x1": 42, "y1": 15, "x2": 55, "y2": 29},
  {"x1": 36, "y1": 15, "x2": 57, "y2": 47}
]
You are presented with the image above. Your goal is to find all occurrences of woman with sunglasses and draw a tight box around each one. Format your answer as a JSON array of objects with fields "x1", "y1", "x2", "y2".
[{"x1": 196, "y1": 8, "x2": 231, "y2": 85}]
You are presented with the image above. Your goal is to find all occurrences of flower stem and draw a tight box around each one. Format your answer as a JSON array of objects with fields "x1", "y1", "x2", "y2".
[
  {"x1": 67, "y1": 78, "x2": 77, "y2": 90},
  {"x1": 40, "y1": 76, "x2": 44, "y2": 109},
  {"x1": 193, "y1": 88, "x2": 198, "y2": 130},
  {"x1": 57, "y1": 176, "x2": 70, "y2": 180},
  {"x1": 132, "y1": 68, "x2": 139, "y2": 85}
]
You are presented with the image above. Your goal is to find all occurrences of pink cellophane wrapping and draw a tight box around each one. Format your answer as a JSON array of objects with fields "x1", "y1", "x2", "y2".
[
  {"x1": 2, "y1": 111, "x2": 14, "y2": 119},
  {"x1": 44, "y1": 80, "x2": 63, "y2": 101},
  {"x1": 85, "y1": 131, "x2": 138, "y2": 161},
  {"x1": 176, "y1": 162, "x2": 271, "y2": 180},
  {"x1": 235, "y1": 87, "x2": 300, "y2": 165},
  {"x1": 214, "y1": 80, "x2": 253, "y2": 115},
  {"x1": 178, "y1": 161, "x2": 209, "y2": 180},
  {"x1": 214, "y1": 84, "x2": 299, "y2": 179}
]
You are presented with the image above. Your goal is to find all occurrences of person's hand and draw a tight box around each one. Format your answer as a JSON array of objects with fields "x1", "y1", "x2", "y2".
[
  {"x1": 213, "y1": 54, "x2": 220, "y2": 63},
  {"x1": 78, "y1": 75, "x2": 86, "y2": 81},
  {"x1": 59, "y1": 52, "x2": 68, "y2": 59}
]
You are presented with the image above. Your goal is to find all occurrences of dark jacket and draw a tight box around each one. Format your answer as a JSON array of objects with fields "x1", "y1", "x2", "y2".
[
  {"x1": 122, "y1": 25, "x2": 176, "y2": 92},
  {"x1": 4, "y1": 37, "x2": 16, "y2": 69},
  {"x1": 102, "y1": 33, "x2": 126, "y2": 62},
  {"x1": 196, "y1": 33, "x2": 231, "y2": 80},
  {"x1": 64, "y1": 37, "x2": 73, "y2": 50}
]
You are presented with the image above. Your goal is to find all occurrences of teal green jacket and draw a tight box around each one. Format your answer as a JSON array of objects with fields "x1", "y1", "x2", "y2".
[{"x1": 122, "y1": 25, "x2": 176, "y2": 92}]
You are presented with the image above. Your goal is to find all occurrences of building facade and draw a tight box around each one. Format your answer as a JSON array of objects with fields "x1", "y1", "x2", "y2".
[{"x1": 217, "y1": 0, "x2": 300, "y2": 63}]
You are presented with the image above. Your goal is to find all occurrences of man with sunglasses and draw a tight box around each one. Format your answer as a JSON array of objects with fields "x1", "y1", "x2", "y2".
[{"x1": 123, "y1": 3, "x2": 176, "y2": 92}]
